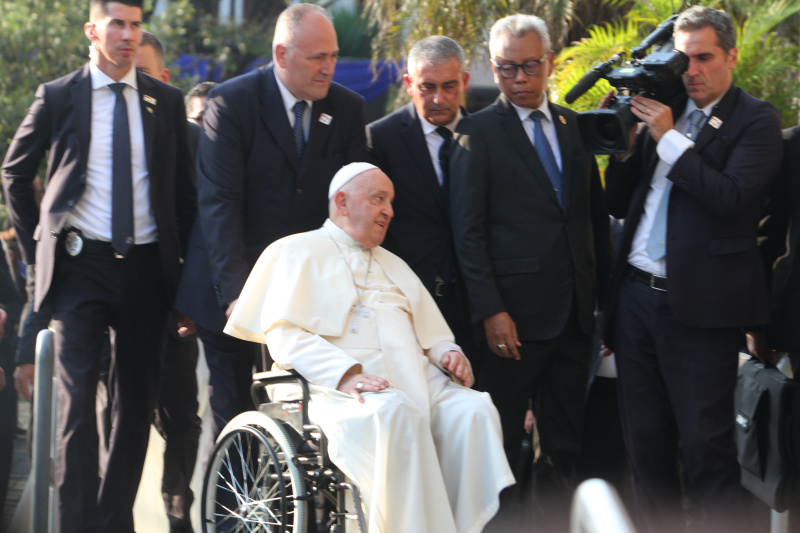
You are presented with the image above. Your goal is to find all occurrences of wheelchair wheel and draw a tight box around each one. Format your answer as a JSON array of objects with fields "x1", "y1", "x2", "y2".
[{"x1": 202, "y1": 411, "x2": 308, "y2": 532}]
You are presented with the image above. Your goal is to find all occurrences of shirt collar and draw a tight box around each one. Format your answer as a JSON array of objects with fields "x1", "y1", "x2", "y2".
[
  {"x1": 324, "y1": 219, "x2": 362, "y2": 248},
  {"x1": 419, "y1": 108, "x2": 462, "y2": 137},
  {"x1": 510, "y1": 93, "x2": 552, "y2": 123},
  {"x1": 274, "y1": 71, "x2": 311, "y2": 116},
  {"x1": 89, "y1": 61, "x2": 138, "y2": 91},
  {"x1": 685, "y1": 93, "x2": 724, "y2": 119}
]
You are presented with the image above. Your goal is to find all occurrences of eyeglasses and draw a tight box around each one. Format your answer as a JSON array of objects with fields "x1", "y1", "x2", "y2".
[
  {"x1": 415, "y1": 81, "x2": 461, "y2": 95},
  {"x1": 493, "y1": 56, "x2": 547, "y2": 78}
]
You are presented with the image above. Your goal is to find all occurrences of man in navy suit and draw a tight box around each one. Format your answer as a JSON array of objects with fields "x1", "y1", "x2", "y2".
[
  {"x1": 450, "y1": 15, "x2": 612, "y2": 525},
  {"x1": 602, "y1": 6, "x2": 783, "y2": 532},
  {"x1": 1, "y1": 0, "x2": 196, "y2": 530},
  {"x1": 175, "y1": 3, "x2": 368, "y2": 443},
  {"x1": 366, "y1": 36, "x2": 479, "y2": 376}
]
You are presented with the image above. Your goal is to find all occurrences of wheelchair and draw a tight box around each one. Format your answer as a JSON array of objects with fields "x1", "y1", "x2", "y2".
[{"x1": 201, "y1": 369, "x2": 367, "y2": 532}]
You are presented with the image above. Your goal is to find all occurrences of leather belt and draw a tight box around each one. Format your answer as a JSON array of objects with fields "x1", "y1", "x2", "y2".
[
  {"x1": 630, "y1": 265, "x2": 667, "y2": 292},
  {"x1": 64, "y1": 228, "x2": 157, "y2": 259}
]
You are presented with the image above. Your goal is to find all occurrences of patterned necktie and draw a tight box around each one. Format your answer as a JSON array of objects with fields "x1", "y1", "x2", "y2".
[
  {"x1": 645, "y1": 109, "x2": 706, "y2": 261},
  {"x1": 109, "y1": 83, "x2": 134, "y2": 256},
  {"x1": 530, "y1": 110, "x2": 562, "y2": 206},
  {"x1": 293, "y1": 100, "x2": 307, "y2": 160}
]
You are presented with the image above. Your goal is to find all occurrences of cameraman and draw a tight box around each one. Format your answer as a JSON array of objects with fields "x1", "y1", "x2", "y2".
[{"x1": 600, "y1": 6, "x2": 783, "y2": 533}]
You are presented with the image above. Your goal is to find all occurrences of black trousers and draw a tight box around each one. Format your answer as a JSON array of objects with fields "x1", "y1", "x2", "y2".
[
  {"x1": 613, "y1": 273, "x2": 746, "y2": 533},
  {"x1": 430, "y1": 280, "x2": 480, "y2": 380},
  {"x1": 195, "y1": 325, "x2": 257, "y2": 444},
  {"x1": 480, "y1": 303, "x2": 592, "y2": 483},
  {"x1": 154, "y1": 314, "x2": 200, "y2": 531},
  {"x1": 52, "y1": 244, "x2": 168, "y2": 533}
]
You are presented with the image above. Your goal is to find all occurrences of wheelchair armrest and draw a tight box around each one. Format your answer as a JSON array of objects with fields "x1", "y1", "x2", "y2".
[{"x1": 250, "y1": 369, "x2": 311, "y2": 428}]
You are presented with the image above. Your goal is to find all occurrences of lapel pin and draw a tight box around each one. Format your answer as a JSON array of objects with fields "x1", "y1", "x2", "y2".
[
  {"x1": 708, "y1": 116, "x2": 722, "y2": 129},
  {"x1": 559, "y1": 115, "x2": 567, "y2": 125},
  {"x1": 319, "y1": 113, "x2": 333, "y2": 125},
  {"x1": 146, "y1": 107, "x2": 154, "y2": 115},
  {"x1": 144, "y1": 95, "x2": 157, "y2": 106}
]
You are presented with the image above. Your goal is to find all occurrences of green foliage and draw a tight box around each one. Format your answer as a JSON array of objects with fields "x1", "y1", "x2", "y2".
[
  {"x1": 552, "y1": 0, "x2": 800, "y2": 127},
  {"x1": 148, "y1": 0, "x2": 279, "y2": 93},
  {"x1": 0, "y1": 0, "x2": 88, "y2": 159},
  {"x1": 332, "y1": 6, "x2": 377, "y2": 59},
  {"x1": 362, "y1": 0, "x2": 520, "y2": 67}
]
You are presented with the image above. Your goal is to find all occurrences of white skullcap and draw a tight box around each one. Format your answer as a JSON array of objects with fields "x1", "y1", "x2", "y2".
[{"x1": 328, "y1": 162, "x2": 379, "y2": 199}]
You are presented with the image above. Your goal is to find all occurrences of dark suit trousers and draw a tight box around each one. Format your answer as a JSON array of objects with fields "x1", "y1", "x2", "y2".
[
  {"x1": 613, "y1": 272, "x2": 747, "y2": 533},
  {"x1": 154, "y1": 317, "x2": 200, "y2": 530},
  {"x1": 431, "y1": 280, "x2": 480, "y2": 379},
  {"x1": 51, "y1": 244, "x2": 168, "y2": 533},
  {"x1": 481, "y1": 303, "x2": 592, "y2": 483},
  {"x1": 195, "y1": 324, "x2": 256, "y2": 442}
]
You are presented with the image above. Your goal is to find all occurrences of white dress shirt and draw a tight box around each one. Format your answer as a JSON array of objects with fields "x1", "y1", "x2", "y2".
[
  {"x1": 511, "y1": 94, "x2": 563, "y2": 173},
  {"x1": 275, "y1": 72, "x2": 311, "y2": 142},
  {"x1": 67, "y1": 62, "x2": 157, "y2": 244},
  {"x1": 419, "y1": 111, "x2": 462, "y2": 186},
  {"x1": 627, "y1": 96, "x2": 721, "y2": 276}
]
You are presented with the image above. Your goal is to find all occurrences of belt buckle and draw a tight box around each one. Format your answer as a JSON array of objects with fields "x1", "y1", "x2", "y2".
[
  {"x1": 650, "y1": 274, "x2": 666, "y2": 292},
  {"x1": 114, "y1": 252, "x2": 126, "y2": 259},
  {"x1": 434, "y1": 281, "x2": 445, "y2": 297}
]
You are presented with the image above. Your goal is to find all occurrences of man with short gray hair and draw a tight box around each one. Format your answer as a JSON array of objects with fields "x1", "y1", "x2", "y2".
[
  {"x1": 450, "y1": 14, "x2": 612, "y2": 521},
  {"x1": 367, "y1": 35, "x2": 480, "y2": 376}
]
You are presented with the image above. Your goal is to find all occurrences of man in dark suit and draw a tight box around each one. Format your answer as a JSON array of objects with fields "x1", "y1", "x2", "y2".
[
  {"x1": 136, "y1": 31, "x2": 201, "y2": 533},
  {"x1": 1, "y1": 1, "x2": 196, "y2": 531},
  {"x1": 175, "y1": 2, "x2": 368, "y2": 443},
  {"x1": 366, "y1": 36, "x2": 479, "y2": 375},
  {"x1": 602, "y1": 6, "x2": 783, "y2": 532},
  {"x1": 450, "y1": 13, "x2": 612, "y2": 516}
]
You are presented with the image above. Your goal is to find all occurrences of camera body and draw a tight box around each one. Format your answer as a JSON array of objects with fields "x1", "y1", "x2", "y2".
[{"x1": 569, "y1": 15, "x2": 690, "y2": 154}]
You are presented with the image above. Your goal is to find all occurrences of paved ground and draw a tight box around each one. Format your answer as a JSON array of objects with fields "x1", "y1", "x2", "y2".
[{"x1": 2, "y1": 394, "x2": 30, "y2": 533}]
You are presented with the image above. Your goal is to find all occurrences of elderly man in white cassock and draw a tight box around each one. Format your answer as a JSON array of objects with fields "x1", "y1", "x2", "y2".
[{"x1": 225, "y1": 162, "x2": 514, "y2": 533}]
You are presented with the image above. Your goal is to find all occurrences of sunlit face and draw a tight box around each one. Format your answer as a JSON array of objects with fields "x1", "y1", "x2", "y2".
[
  {"x1": 404, "y1": 57, "x2": 469, "y2": 127},
  {"x1": 186, "y1": 96, "x2": 208, "y2": 126},
  {"x1": 85, "y1": 2, "x2": 143, "y2": 80},
  {"x1": 491, "y1": 30, "x2": 553, "y2": 110},
  {"x1": 275, "y1": 12, "x2": 339, "y2": 101},
  {"x1": 339, "y1": 170, "x2": 394, "y2": 248},
  {"x1": 135, "y1": 43, "x2": 169, "y2": 83},
  {"x1": 675, "y1": 26, "x2": 737, "y2": 109}
]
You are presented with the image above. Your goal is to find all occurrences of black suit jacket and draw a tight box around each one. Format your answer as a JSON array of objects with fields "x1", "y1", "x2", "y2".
[
  {"x1": 175, "y1": 66, "x2": 368, "y2": 331},
  {"x1": 450, "y1": 95, "x2": 612, "y2": 341},
  {"x1": 1, "y1": 64, "x2": 196, "y2": 310},
  {"x1": 604, "y1": 85, "x2": 783, "y2": 349},
  {"x1": 759, "y1": 126, "x2": 800, "y2": 352},
  {"x1": 366, "y1": 103, "x2": 459, "y2": 292}
]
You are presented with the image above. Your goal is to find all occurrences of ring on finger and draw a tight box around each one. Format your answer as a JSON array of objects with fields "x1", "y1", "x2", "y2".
[
  {"x1": 496, "y1": 343, "x2": 507, "y2": 350},
  {"x1": 356, "y1": 382, "x2": 363, "y2": 391}
]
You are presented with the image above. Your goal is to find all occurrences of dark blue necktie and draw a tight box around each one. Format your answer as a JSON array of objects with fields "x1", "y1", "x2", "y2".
[
  {"x1": 645, "y1": 109, "x2": 706, "y2": 261},
  {"x1": 109, "y1": 83, "x2": 134, "y2": 256},
  {"x1": 530, "y1": 110, "x2": 562, "y2": 206},
  {"x1": 293, "y1": 100, "x2": 307, "y2": 160}
]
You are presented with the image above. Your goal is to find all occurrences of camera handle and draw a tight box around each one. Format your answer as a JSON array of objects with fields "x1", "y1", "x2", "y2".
[
  {"x1": 564, "y1": 53, "x2": 624, "y2": 104},
  {"x1": 631, "y1": 14, "x2": 679, "y2": 59}
]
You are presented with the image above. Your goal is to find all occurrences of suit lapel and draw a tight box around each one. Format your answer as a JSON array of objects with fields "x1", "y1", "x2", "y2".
[
  {"x1": 259, "y1": 68, "x2": 300, "y2": 172},
  {"x1": 137, "y1": 72, "x2": 157, "y2": 174},
  {"x1": 549, "y1": 102, "x2": 572, "y2": 212},
  {"x1": 72, "y1": 64, "x2": 93, "y2": 175},
  {"x1": 401, "y1": 104, "x2": 445, "y2": 209},
  {"x1": 304, "y1": 96, "x2": 333, "y2": 170},
  {"x1": 693, "y1": 85, "x2": 737, "y2": 153},
  {"x1": 496, "y1": 96, "x2": 562, "y2": 210}
]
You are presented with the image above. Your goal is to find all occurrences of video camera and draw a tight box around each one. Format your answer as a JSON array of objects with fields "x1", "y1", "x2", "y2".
[{"x1": 565, "y1": 14, "x2": 689, "y2": 154}]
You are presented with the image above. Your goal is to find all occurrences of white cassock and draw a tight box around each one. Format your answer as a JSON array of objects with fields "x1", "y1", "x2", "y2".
[{"x1": 225, "y1": 219, "x2": 514, "y2": 533}]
